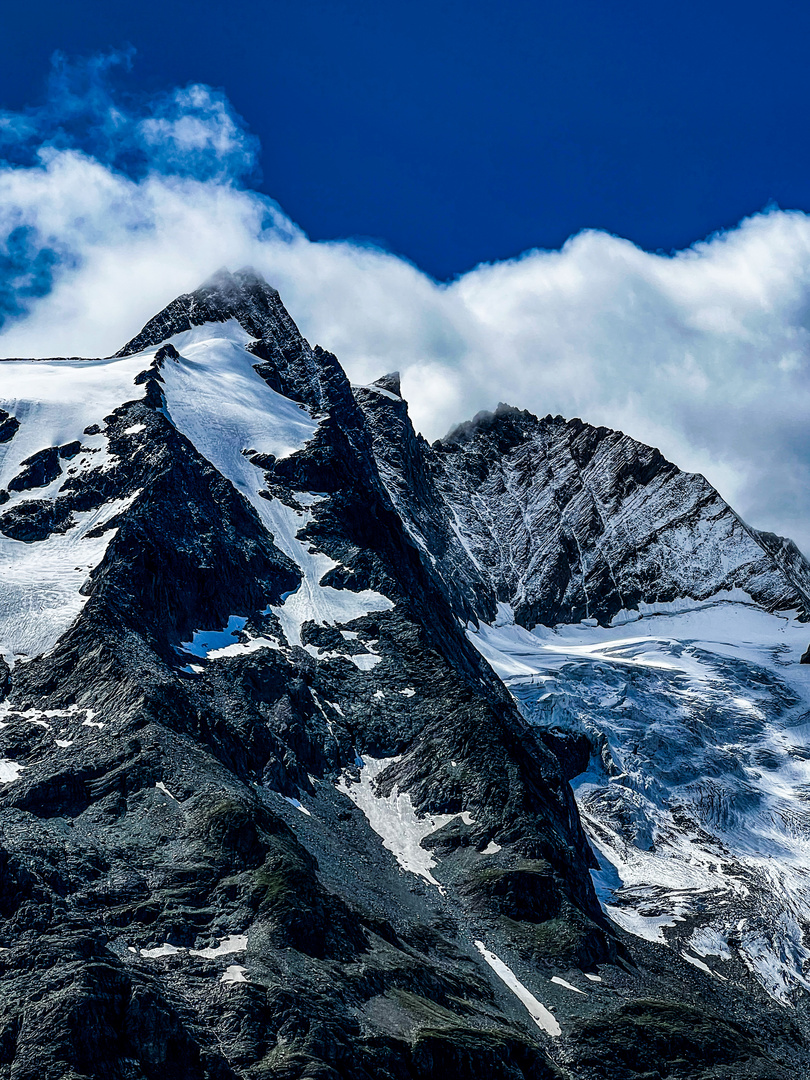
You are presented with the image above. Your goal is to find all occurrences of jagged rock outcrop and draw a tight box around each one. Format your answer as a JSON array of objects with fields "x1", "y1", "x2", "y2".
[{"x1": 431, "y1": 405, "x2": 810, "y2": 627}]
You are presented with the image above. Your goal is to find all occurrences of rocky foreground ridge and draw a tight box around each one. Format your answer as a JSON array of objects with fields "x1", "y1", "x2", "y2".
[{"x1": 0, "y1": 269, "x2": 806, "y2": 1078}]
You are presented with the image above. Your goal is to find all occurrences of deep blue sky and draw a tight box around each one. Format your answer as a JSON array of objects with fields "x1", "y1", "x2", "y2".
[{"x1": 1, "y1": 0, "x2": 808, "y2": 280}]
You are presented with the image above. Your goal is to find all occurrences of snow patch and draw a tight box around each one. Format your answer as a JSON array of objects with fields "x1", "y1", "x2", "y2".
[
  {"x1": 221, "y1": 964, "x2": 248, "y2": 984},
  {"x1": 337, "y1": 755, "x2": 472, "y2": 888},
  {"x1": 189, "y1": 934, "x2": 247, "y2": 959},
  {"x1": 681, "y1": 952, "x2": 716, "y2": 976},
  {"x1": 689, "y1": 926, "x2": 732, "y2": 961},
  {"x1": 603, "y1": 908, "x2": 680, "y2": 944},
  {"x1": 550, "y1": 976, "x2": 586, "y2": 994},
  {"x1": 0, "y1": 760, "x2": 24, "y2": 783},
  {"x1": 140, "y1": 943, "x2": 183, "y2": 958},
  {"x1": 350, "y1": 652, "x2": 382, "y2": 671},
  {"x1": 474, "y1": 941, "x2": 561, "y2": 1037},
  {"x1": 352, "y1": 382, "x2": 401, "y2": 402},
  {"x1": 140, "y1": 933, "x2": 247, "y2": 963},
  {"x1": 293, "y1": 491, "x2": 327, "y2": 507}
]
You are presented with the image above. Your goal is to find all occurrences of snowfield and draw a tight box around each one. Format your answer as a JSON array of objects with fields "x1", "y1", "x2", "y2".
[
  {"x1": 337, "y1": 754, "x2": 474, "y2": 889},
  {"x1": 0, "y1": 349, "x2": 149, "y2": 664}
]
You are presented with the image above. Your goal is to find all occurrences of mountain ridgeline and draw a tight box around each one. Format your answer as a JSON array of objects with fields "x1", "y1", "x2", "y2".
[{"x1": 0, "y1": 268, "x2": 806, "y2": 1079}]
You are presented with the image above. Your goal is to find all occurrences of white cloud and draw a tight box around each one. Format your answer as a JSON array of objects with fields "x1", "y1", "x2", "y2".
[
  {"x1": 1, "y1": 59, "x2": 810, "y2": 552},
  {"x1": 137, "y1": 84, "x2": 259, "y2": 181}
]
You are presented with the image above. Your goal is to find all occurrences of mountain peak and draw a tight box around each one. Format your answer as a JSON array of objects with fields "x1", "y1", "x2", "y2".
[
  {"x1": 114, "y1": 266, "x2": 288, "y2": 358},
  {"x1": 114, "y1": 268, "x2": 361, "y2": 418},
  {"x1": 439, "y1": 402, "x2": 532, "y2": 447},
  {"x1": 371, "y1": 371, "x2": 402, "y2": 398},
  {"x1": 197, "y1": 265, "x2": 277, "y2": 302},
  {"x1": 2, "y1": 268, "x2": 810, "y2": 1073},
  {"x1": 197, "y1": 265, "x2": 239, "y2": 292}
]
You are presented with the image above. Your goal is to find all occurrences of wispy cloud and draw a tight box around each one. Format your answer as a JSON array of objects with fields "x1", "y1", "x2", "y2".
[
  {"x1": 1, "y1": 54, "x2": 809, "y2": 553},
  {"x1": 0, "y1": 50, "x2": 258, "y2": 183}
]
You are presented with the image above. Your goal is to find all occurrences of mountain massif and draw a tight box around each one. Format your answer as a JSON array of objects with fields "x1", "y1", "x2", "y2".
[{"x1": 0, "y1": 268, "x2": 807, "y2": 1078}]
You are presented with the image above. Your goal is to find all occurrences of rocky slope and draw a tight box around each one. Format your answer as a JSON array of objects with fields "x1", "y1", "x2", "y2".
[{"x1": 0, "y1": 270, "x2": 805, "y2": 1078}]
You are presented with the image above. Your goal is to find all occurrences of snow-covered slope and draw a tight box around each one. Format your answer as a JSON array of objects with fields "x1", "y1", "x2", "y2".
[{"x1": 0, "y1": 351, "x2": 149, "y2": 662}]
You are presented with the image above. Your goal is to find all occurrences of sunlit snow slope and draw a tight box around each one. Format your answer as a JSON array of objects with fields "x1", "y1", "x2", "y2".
[
  {"x1": 138, "y1": 321, "x2": 393, "y2": 654},
  {"x1": 0, "y1": 352, "x2": 148, "y2": 662}
]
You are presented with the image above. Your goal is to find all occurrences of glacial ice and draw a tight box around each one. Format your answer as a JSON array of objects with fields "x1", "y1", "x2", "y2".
[{"x1": 468, "y1": 594, "x2": 810, "y2": 1002}]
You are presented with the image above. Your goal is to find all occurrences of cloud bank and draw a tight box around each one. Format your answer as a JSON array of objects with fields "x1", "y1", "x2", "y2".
[{"x1": 1, "y1": 55, "x2": 810, "y2": 552}]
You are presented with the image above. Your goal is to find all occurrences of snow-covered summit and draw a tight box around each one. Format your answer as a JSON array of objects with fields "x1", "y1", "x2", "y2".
[
  {"x1": 114, "y1": 266, "x2": 292, "y2": 358},
  {"x1": 116, "y1": 266, "x2": 354, "y2": 417}
]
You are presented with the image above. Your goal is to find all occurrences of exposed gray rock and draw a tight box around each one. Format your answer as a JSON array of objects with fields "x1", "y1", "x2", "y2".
[{"x1": 427, "y1": 403, "x2": 810, "y2": 627}]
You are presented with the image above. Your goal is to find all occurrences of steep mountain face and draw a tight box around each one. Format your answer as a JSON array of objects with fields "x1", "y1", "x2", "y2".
[
  {"x1": 0, "y1": 270, "x2": 807, "y2": 1079},
  {"x1": 431, "y1": 404, "x2": 810, "y2": 628},
  {"x1": 358, "y1": 392, "x2": 810, "y2": 628}
]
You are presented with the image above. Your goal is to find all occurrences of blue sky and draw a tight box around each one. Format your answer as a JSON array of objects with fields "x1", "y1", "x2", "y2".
[
  {"x1": 2, "y1": 3, "x2": 810, "y2": 553},
  {"x1": 3, "y1": 0, "x2": 810, "y2": 278}
]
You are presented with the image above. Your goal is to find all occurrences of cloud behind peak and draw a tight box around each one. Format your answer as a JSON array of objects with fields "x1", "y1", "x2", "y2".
[{"x1": 0, "y1": 55, "x2": 809, "y2": 554}]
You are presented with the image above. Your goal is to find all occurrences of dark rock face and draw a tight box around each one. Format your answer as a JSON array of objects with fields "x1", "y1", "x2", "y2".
[
  {"x1": 353, "y1": 382, "x2": 496, "y2": 625},
  {"x1": 355, "y1": 395, "x2": 810, "y2": 631},
  {"x1": 0, "y1": 270, "x2": 805, "y2": 1078},
  {"x1": 567, "y1": 998, "x2": 793, "y2": 1079},
  {"x1": 0, "y1": 410, "x2": 19, "y2": 444},
  {"x1": 8, "y1": 446, "x2": 61, "y2": 492},
  {"x1": 0, "y1": 498, "x2": 73, "y2": 540}
]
